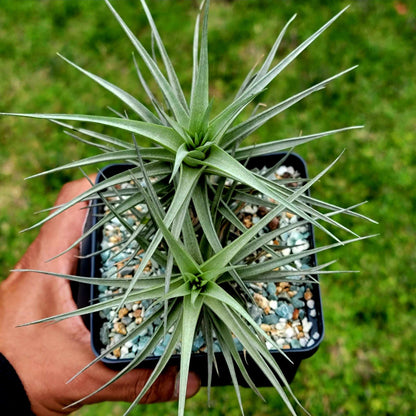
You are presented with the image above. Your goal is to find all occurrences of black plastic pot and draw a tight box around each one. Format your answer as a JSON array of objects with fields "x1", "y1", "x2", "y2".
[{"x1": 74, "y1": 152, "x2": 324, "y2": 387}]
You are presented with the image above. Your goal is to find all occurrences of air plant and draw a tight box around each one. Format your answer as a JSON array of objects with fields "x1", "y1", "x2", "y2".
[{"x1": 3, "y1": 1, "x2": 374, "y2": 415}]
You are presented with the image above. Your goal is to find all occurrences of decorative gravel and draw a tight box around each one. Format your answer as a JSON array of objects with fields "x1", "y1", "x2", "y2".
[{"x1": 97, "y1": 165, "x2": 320, "y2": 360}]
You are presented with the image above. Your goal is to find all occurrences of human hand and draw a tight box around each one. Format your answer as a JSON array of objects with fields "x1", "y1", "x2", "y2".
[{"x1": 0, "y1": 176, "x2": 200, "y2": 416}]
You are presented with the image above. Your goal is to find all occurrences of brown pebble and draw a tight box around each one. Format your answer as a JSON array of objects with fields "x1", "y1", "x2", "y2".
[
  {"x1": 116, "y1": 261, "x2": 126, "y2": 270},
  {"x1": 260, "y1": 323, "x2": 272, "y2": 333},
  {"x1": 135, "y1": 316, "x2": 143, "y2": 325},
  {"x1": 109, "y1": 235, "x2": 121, "y2": 244},
  {"x1": 113, "y1": 322, "x2": 127, "y2": 335},
  {"x1": 133, "y1": 309, "x2": 143, "y2": 324},
  {"x1": 297, "y1": 331, "x2": 305, "y2": 339},
  {"x1": 113, "y1": 347, "x2": 121, "y2": 358},
  {"x1": 133, "y1": 309, "x2": 142, "y2": 318},
  {"x1": 286, "y1": 212, "x2": 294, "y2": 219},
  {"x1": 268, "y1": 217, "x2": 280, "y2": 230},
  {"x1": 118, "y1": 307, "x2": 129, "y2": 319},
  {"x1": 282, "y1": 344, "x2": 291, "y2": 349},
  {"x1": 277, "y1": 282, "x2": 290, "y2": 293},
  {"x1": 257, "y1": 206, "x2": 268, "y2": 217},
  {"x1": 143, "y1": 260, "x2": 152, "y2": 273},
  {"x1": 304, "y1": 288, "x2": 313, "y2": 300},
  {"x1": 121, "y1": 274, "x2": 132, "y2": 279},
  {"x1": 292, "y1": 309, "x2": 299, "y2": 320},
  {"x1": 282, "y1": 172, "x2": 298, "y2": 187},
  {"x1": 288, "y1": 290, "x2": 296, "y2": 298},
  {"x1": 254, "y1": 293, "x2": 270, "y2": 313},
  {"x1": 243, "y1": 216, "x2": 253, "y2": 228}
]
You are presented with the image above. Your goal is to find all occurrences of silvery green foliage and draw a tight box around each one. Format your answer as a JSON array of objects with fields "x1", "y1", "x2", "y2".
[{"x1": 7, "y1": 1, "x2": 375, "y2": 415}]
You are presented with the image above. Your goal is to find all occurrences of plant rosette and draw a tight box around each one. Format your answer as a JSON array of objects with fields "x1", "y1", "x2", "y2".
[
  {"x1": 76, "y1": 152, "x2": 324, "y2": 388},
  {"x1": 4, "y1": 1, "x2": 376, "y2": 415}
]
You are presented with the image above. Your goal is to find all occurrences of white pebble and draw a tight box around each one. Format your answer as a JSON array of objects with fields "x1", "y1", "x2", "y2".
[
  {"x1": 312, "y1": 332, "x2": 320, "y2": 340},
  {"x1": 276, "y1": 166, "x2": 288, "y2": 176},
  {"x1": 289, "y1": 215, "x2": 299, "y2": 224},
  {"x1": 285, "y1": 327, "x2": 295, "y2": 338},
  {"x1": 277, "y1": 166, "x2": 295, "y2": 176},
  {"x1": 112, "y1": 218, "x2": 122, "y2": 226},
  {"x1": 266, "y1": 341, "x2": 274, "y2": 350},
  {"x1": 310, "y1": 308, "x2": 317, "y2": 317},
  {"x1": 292, "y1": 240, "x2": 309, "y2": 254},
  {"x1": 306, "y1": 339, "x2": 315, "y2": 347},
  {"x1": 294, "y1": 259, "x2": 303, "y2": 268},
  {"x1": 302, "y1": 318, "x2": 313, "y2": 334},
  {"x1": 269, "y1": 300, "x2": 278, "y2": 310},
  {"x1": 307, "y1": 299, "x2": 315, "y2": 309},
  {"x1": 280, "y1": 217, "x2": 290, "y2": 227},
  {"x1": 242, "y1": 205, "x2": 257, "y2": 214},
  {"x1": 258, "y1": 255, "x2": 267, "y2": 263},
  {"x1": 275, "y1": 322, "x2": 286, "y2": 331},
  {"x1": 275, "y1": 338, "x2": 286, "y2": 347}
]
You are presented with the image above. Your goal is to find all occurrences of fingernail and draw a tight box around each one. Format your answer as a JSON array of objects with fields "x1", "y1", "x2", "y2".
[{"x1": 173, "y1": 371, "x2": 201, "y2": 400}]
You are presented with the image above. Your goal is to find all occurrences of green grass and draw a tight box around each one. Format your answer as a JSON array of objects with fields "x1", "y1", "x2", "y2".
[{"x1": 1, "y1": 0, "x2": 415, "y2": 415}]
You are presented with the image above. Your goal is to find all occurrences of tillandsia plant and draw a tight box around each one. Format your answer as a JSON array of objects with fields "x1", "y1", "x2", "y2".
[{"x1": 3, "y1": 0, "x2": 375, "y2": 415}]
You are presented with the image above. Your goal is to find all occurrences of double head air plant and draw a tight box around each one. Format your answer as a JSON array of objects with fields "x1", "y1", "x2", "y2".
[{"x1": 4, "y1": 1, "x2": 374, "y2": 415}]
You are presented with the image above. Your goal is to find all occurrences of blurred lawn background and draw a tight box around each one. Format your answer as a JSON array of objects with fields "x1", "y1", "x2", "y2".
[{"x1": 1, "y1": 0, "x2": 415, "y2": 415}]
